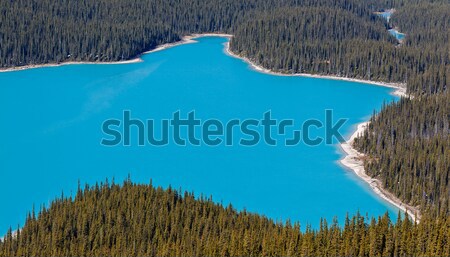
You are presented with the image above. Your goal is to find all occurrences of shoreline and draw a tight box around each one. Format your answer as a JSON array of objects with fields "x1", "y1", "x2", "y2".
[
  {"x1": 0, "y1": 33, "x2": 415, "y2": 220},
  {"x1": 0, "y1": 33, "x2": 232, "y2": 73},
  {"x1": 0, "y1": 32, "x2": 408, "y2": 99},
  {"x1": 222, "y1": 39, "x2": 420, "y2": 220},
  {"x1": 0, "y1": 57, "x2": 143, "y2": 73},
  {"x1": 223, "y1": 41, "x2": 407, "y2": 97},
  {"x1": 339, "y1": 122, "x2": 421, "y2": 221}
]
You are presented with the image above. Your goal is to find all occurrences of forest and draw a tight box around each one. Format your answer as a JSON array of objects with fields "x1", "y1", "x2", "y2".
[
  {"x1": 1, "y1": 0, "x2": 448, "y2": 94},
  {"x1": 0, "y1": 0, "x2": 387, "y2": 67},
  {"x1": 0, "y1": 0, "x2": 448, "y2": 255},
  {"x1": 230, "y1": 0, "x2": 450, "y2": 216},
  {"x1": 0, "y1": 180, "x2": 448, "y2": 256},
  {"x1": 354, "y1": 92, "x2": 449, "y2": 215},
  {"x1": 352, "y1": 1, "x2": 449, "y2": 216}
]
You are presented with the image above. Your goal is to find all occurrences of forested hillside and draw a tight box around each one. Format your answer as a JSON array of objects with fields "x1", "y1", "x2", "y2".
[
  {"x1": 2, "y1": 0, "x2": 447, "y2": 95},
  {"x1": 0, "y1": 181, "x2": 449, "y2": 256},
  {"x1": 353, "y1": 1, "x2": 449, "y2": 216},
  {"x1": 231, "y1": 7, "x2": 403, "y2": 82},
  {"x1": 1, "y1": 0, "x2": 448, "y2": 95},
  {"x1": 0, "y1": 0, "x2": 391, "y2": 68},
  {"x1": 231, "y1": 1, "x2": 449, "y2": 95},
  {"x1": 389, "y1": 1, "x2": 449, "y2": 94},
  {"x1": 354, "y1": 92, "x2": 450, "y2": 214}
]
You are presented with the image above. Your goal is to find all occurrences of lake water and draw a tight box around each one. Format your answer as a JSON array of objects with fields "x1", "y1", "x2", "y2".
[
  {"x1": 0, "y1": 36, "x2": 399, "y2": 234},
  {"x1": 377, "y1": 10, "x2": 406, "y2": 41},
  {"x1": 389, "y1": 29, "x2": 406, "y2": 41},
  {"x1": 378, "y1": 10, "x2": 393, "y2": 22}
]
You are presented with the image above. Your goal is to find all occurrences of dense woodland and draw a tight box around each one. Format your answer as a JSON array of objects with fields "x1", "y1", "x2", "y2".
[
  {"x1": 353, "y1": 1, "x2": 449, "y2": 216},
  {"x1": 354, "y1": 92, "x2": 450, "y2": 215},
  {"x1": 231, "y1": 7, "x2": 402, "y2": 81},
  {"x1": 1, "y1": 0, "x2": 448, "y2": 94},
  {"x1": 0, "y1": 181, "x2": 449, "y2": 256},
  {"x1": 0, "y1": 0, "x2": 449, "y2": 255},
  {"x1": 231, "y1": 1, "x2": 449, "y2": 95},
  {"x1": 0, "y1": 0, "x2": 389, "y2": 68}
]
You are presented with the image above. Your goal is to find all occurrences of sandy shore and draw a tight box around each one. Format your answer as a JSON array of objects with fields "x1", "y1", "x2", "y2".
[
  {"x1": 339, "y1": 122, "x2": 421, "y2": 221},
  {"x1": 140, "y1": 33, "x2": 232, "y2": 54},
  {"x1": 0, "y1": 57, "x2": 143, "y2": 73}
]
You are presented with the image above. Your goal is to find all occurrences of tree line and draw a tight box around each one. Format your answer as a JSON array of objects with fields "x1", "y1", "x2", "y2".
[
  {"x1": 230, "y1": 0, "x2": 449, "y2": 95},
  {"x1": 3, "y1": 0, "x2": 445, "y2": 95},
  {"x1": 1, "y1": 0, "x2": 447, "y2": 95},
  {"x1": 0, "y1": 180, "x2": 448, "y2": 256},
  {"x1": 352, "y1": 0, "x2": 449, "y2": 217},
  {"x1": 354, "y1": 92, "x2": 449, "y2": 215},
  {"x1": 0, "y1": 0, "x2": 392, "y2": 68}
]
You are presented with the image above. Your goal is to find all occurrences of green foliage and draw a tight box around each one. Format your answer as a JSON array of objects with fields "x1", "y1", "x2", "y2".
[
  {"x1": 354, "y1": 92, "x2": 450, "y2": 215},
  {"x1": 390, "y1": 1, "x2": 450, "y2": 94},
  {"x1": 0, "y1": 0, "x2": 393, "y2": 69},
  {"x1": 231, "y1": 1, "x2": 449, "y2": 95},
  {"x1": 349, "y1": 1, "x2": 450, "y2": 215},
  {"x1": 0, "y1": 181, "x2": 449, "y2": 256},
  {"x1": 231, "y1": 7, "x2": 402, "y2": 82},
  {"x1": 0, "y1": 0, "x2": 447, "y2": 95}
]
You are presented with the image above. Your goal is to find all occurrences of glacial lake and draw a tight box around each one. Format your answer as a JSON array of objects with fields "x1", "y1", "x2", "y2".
[
  {"x1": 0, "y1": 36, "x2": 399, "y2": 234},
  {"x1": 378, "y1": 10, "x2": 393, "y2": 22},
  {"x1": 389, "y1": 29, "x2": 406, "y2": 41},
  {"x1": 377, "y1": 10, "x2": 406, "y2": 41}
]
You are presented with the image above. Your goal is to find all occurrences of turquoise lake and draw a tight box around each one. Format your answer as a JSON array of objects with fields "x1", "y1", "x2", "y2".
[
  {"x1": 389, "y1": 29, "x2": 406, "y2": 41},
  {"x1": 0, "y1": 36, "x2": 399, "y2": 234},
  {"x1": 378, "y1": 10, "x2": 393, "y2": 21},
  {"x1": 377, "y1": 10, "x2": 406, "y2": 41}
]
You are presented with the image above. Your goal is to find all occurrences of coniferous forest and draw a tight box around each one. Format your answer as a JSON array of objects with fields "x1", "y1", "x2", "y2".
[
  {"x1": 1, "y1": 181, "x2": 449, "y2": 256},
  {"x1": 352, "y1": 0, "x2": 449, "y2": 216},
  {"x1": 0, "y1": 0, "x2": 449, "y2": 256},
  {"x1": 354, "y1": 93, "x2": 449, "y2": 215}
]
